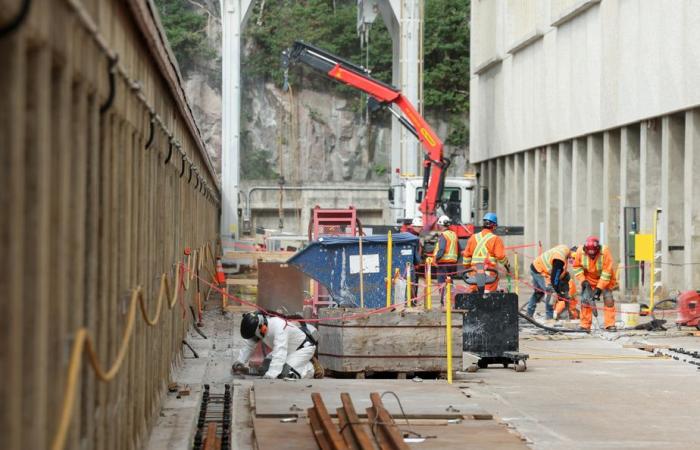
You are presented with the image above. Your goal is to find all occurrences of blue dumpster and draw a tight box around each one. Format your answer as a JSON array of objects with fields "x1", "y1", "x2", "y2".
[{"x1": 287, "y1": 233, "x2": 419, "y2": 308}]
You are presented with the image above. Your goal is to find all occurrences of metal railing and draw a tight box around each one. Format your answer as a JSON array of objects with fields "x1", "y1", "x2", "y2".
[{"x1": 0, "y1": 1, "x2": 220, "y2": 448}]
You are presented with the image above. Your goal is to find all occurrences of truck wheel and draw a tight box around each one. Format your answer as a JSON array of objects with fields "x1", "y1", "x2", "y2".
[
  {"x1": 466, "y1": 364, "x2": 479, "y2": 373},
  {"x1": 515, "y1": 361, "x2": 527, "y2": 372}
]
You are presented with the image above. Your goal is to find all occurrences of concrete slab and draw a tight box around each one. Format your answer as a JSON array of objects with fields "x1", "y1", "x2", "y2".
[
  {"x1": 466, "y1": 336, "x2": 700, "y2": 449},
  {"x1": 251, "y1": 378, "x2": 490, "y2": 418},
  {"x1": 146, "y1": 307, "x2": 243, "y2": 450}
]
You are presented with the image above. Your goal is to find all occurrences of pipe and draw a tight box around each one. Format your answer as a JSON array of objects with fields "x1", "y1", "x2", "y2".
[
  {"x1": 518, "y1": 311, "x2": 584, "y2": 334},
  {"x1": 245, "y1": 185, "x2": 388, "y2": 221}
]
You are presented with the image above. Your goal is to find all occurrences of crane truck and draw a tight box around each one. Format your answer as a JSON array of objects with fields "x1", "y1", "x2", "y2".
[{"x1": 282, "y1": 41, "x2": 479, "y2": 241}]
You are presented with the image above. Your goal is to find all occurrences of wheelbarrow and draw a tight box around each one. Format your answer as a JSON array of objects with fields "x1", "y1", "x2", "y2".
[{"x1": 455, "y1": 264, "x2": 529, "y2": 372}]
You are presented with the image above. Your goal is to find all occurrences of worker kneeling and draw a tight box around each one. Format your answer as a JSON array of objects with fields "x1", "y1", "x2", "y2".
[{"x1": 232, "y1": 312, "x2": 318, "y2": 379}]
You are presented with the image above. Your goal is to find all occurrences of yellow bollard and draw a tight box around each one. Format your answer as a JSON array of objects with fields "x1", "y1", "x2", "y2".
[
  {"x1": 446, "y1": 277, "x2": 453, "y2": 384},
  {"x1": 359, "y1": 234, "x2": 364, "y2": 308},
  {"x1": 386, "y1": 230, "x2": 393, "y2": 308},
  {"x1": 406, "y1": 262, "x2": 412, "y2": 308},
  {"x1": 425, "y1": 257, "x2": 433, "y2": 310}
]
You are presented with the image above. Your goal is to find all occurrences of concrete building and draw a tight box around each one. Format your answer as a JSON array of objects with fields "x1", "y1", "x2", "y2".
[{"x1": 470, "y1": 0, "x2": 700, "y2": 296}]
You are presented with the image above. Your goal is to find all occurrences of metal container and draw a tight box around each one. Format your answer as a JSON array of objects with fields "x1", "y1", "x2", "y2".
[{"x1": 288, "y1": 233, "x2": 419, "y2": 308}]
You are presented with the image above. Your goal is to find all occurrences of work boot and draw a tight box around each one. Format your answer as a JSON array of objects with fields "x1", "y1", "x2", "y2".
[
  {"x1": 576, "y1": 327, "x2": 591, "y2": 333},
  {"x1": 605, "y1": 325, "x2": 618, "y2": 332}
]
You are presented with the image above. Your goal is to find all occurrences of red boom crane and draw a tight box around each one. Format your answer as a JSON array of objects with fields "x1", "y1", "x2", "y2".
[{"x1": 282, "y1": 41, "x2": 452, "y2": 234}]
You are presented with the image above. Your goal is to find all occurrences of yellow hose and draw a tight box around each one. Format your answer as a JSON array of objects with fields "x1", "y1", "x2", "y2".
[{"x1": 51, "y1": 248, "x2": 202, "y2": 450}]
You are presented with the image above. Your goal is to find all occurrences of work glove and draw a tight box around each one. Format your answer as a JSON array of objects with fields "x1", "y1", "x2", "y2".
[
  {"x1": 232, "y1": 361, "x2": 248, "y2": 374},
  {"x1": 593, "y1": 288, "x2": 602, "y2": 301},
  {"x1": 504, "y1": 261, "x2": 512, "y2": 274}
]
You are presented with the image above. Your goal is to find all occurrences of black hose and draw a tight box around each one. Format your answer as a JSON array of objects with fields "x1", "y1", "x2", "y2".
[
  {"x1": 0, "y1": 0, "x2": 31, "y2": 38},
  {"x1": 518, "y1": 311, "x2": 585, "y2": 333},
  {"x1": 189, "y1": 306, "x2": 208, "y2": 339},
  {"x1": 182, "y1": 340, "x2": 199, "y2": 358}
]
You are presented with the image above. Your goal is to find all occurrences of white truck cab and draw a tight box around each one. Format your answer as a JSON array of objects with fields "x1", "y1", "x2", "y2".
[{"x1": 389, "y1": 174, "x2": 479, "y2": 226}]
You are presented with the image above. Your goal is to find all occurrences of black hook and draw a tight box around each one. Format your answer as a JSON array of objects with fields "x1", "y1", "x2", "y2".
[
  {"x1": 164, "y1": 138, "x2": 174, "y2": 165},
  {"x1": 100, "y1": 54, "x2": 119, "y2": 114},
  {"x1": 0, "y1": 0, "x2": 31, "y2": 38},
  {"x1": 179, "y1": 153, "x2": 186, "y2": 178},
  {"x1": 144, "y1": 111, "x2": 156, "y2": 150}
]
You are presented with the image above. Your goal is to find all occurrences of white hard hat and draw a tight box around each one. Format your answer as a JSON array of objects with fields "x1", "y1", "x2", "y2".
[
  {"x1": 437, "y1": 215, "x2": 451, "y2": 226},
  {"x1": 411, "y1": 216, "x2": 423, "y2": 227}
]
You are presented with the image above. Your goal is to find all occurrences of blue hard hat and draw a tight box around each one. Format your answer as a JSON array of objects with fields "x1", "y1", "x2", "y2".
[{"x1": 483, "y1": 212, "x2": 498, "y2": 225}]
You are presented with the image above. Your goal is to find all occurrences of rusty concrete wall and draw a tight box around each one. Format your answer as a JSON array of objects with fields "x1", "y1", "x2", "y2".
[{"x1": 0, "y1": 1, "x2": 220, "y2": 449}]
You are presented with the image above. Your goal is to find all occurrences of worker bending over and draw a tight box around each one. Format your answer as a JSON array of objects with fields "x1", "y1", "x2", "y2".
[
  {"x1": 232, "y1": 312, "x2": 318, "y2": 379},
  {"x1": 462, "y1": 212, "x2": 510, "y2": 292},
  {"x1": 433, "y1": 215, "x2": 459, "y2": 304},
  {"x1": 553, "y1": 273, "x2": 580, "y2": 320},
  {"x1": 526, "y1": 245, "x2": 575, "y2": 319},
  {"x1": 572, "y1": 237, "x2": 618, "y2": 331}
]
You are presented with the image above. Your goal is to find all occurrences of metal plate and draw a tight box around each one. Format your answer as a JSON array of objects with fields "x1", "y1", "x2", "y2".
[
  {"x1": 456, "y1": 292, "x2": 519, "y2": 357},
  {"x1": 252, "y1": 379, "x2": 489, "y2": 418}
]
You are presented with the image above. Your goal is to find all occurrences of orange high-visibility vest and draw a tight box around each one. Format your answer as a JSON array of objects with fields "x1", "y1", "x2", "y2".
[
  {"x1": 533, "y1": 245, "x2": 570, "y2": 283},
  {"x1": 572, "y1": 245, "x2": 617, "y2": 290},
  {"x1": 462, "y1": 229, "x2": 506, "y2": 267},
  {"x1": 434, "y1": 230, "x2": 458, "y2": 264}
]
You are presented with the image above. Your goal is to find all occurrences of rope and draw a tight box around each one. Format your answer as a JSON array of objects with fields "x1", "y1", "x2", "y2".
[{"x1": 51, "y1": 240, "x2": 219, "y2": 450}]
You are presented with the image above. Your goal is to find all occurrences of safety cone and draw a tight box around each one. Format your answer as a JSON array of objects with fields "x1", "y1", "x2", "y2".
[{"x1": 215, "y1": 258, "x2": 226, "y2": 285}]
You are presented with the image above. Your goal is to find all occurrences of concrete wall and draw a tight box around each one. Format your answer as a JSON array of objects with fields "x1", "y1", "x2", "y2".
[
  {"x1": 471, "y1": 0, "x2": 700, "y2": 295},
  {"x1": 241, "y1": 181, "x2": 391, "y2": 234},
  {"x1": 471, "y1": 0, "x2": 700, "y2": 161}
]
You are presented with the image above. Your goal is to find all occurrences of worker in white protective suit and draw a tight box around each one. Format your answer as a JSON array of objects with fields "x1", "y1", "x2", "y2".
[{"x1": 232, "y1": 312, "x2": 317, "y2": 379}]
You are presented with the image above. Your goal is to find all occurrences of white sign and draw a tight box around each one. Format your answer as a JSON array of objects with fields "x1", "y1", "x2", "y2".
[{"x1": 349, "y1": 254, "x2": 380, "y2": 274}]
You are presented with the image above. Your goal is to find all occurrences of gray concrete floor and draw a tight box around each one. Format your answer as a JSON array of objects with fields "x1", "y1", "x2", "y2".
[
  {"x1": 146, "y1": 304, "x2": 700, "y2": 450},
  {"x1": 465, "y1": 333, "x2": 700, "y2": 450}
]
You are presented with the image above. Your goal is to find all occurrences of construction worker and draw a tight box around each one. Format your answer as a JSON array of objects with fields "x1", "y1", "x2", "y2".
[
  {"x1": 432, "y1": 215, "x2": 459, "y2": 304},
  {"x1": 462, "y1": 212, "x2": 510, "y2": 293},
  {"x1": 232, "y1": 312, "x2": 318, "y2": 379},
  {"x1": 572, "y1": 236, "x2": 618, "y2": 331},
  {"x1": 526, "y1": 244, "x2": 575, "y2": 319},
  {"x1": 553, "y1": 272, "x2": 580, "y2": 320}
]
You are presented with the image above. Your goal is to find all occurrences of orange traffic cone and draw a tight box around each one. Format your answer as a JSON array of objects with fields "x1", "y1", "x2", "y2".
[{"x1": 215, "y1": 258, "x2": 226, "y2": 285}]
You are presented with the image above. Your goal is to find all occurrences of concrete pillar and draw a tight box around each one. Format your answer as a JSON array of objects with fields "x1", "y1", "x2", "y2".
[
  {"x1": 374, "y1": 0, "x2": 421, "y2": 201},
  {"x1": 684, "y1": 109, "x2": 700, "y2": 289},
  {"x1": 545, "y1": 145, "x2": 559, "y2": 247},
  {"x1": 661, "y1": 115, "x2": 685, "y2": 289},
  {"x1": 640, "y1": 120, "x2": 662, "y2": 234},
  {"x1": 504, "y1": 155, "x2": 515, "y2": 227},
  {"x1": 603, "y1": 130, "x2": 621, "y2": 260},
  {"x1": 571, "y1": 138, "x2": 587, "y2": 244},
  {"x1": 557, "y1": 141, "x2": 572, "y2": 245},
  {"x1": 221, "y1": 0, "x2": 254, "y2": 240},
  {"x1": 496, "y1": 157, "x2": 506, "y2": 222},
  {"x1": 535, "y1": 148, "x2": 547, "y2": 250},
  {"x1": 619, "y1": 126, "x2": 640, "y2": 293},
  {"x1": 586, "y1": 134, "x2": 604, "y2": 238},
  {"x1": 488, "y1": 159, "x2": 497, "y2": 215},
  {"x1": 513, "y1": 153, "x2": 525, "y2": 271},
  {"x1": 521, "y1": 150, "x2": 537, "y2": 258}
]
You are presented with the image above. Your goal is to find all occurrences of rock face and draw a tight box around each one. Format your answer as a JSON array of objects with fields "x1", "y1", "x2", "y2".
[
  {"x1": 242, "y1": 79, "x2": 392, "y2": 183},
  {"x1": 178, "y1": 1, "x2": 469, "y2": 185}
]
